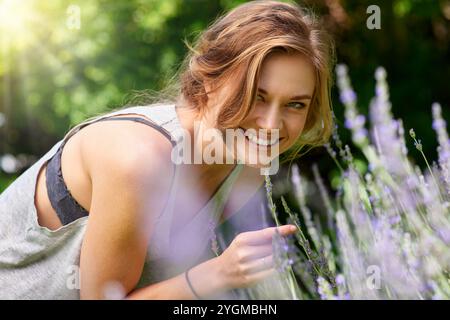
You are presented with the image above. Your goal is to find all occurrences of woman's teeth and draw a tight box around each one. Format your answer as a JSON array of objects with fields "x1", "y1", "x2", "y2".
[{"x1": 243, "y1": 129, "x2": 279, "y2": 146}]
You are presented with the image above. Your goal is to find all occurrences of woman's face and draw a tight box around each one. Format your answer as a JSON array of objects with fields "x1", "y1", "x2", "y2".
[
  {"x1": 235, "y1": 52, "x2": 316, "y2": 168},
  {"x1": 199, "y1": 51, "x2": 316, "y2": 169}
]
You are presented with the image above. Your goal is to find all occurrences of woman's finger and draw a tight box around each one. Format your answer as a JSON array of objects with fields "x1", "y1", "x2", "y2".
[
  {"x1": 239, "y1": 244, "x2": 273, "y2": 262},
  {"x1": 238, "y1": 225, "x2": 297, "y2": 246}
]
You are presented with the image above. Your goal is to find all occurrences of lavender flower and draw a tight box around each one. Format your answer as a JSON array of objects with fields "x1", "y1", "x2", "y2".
[
  {"x1": 432, "y1": 102, "x2": 450, "y2": 195},
  {"x1": 266, "y1": 65, "x2": 449, "y2": 300},
  {"x1": 336, "y1": 64, "x2": 368, "y2": 147}
]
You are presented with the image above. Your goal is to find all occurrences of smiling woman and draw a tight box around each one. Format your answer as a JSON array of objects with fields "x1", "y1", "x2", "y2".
[
  {"x1": 178, "y1": 2, "x2": 335, "y2": 164},
  {"x1": 0, "y1": 0, "x2": 335, "y2": 300}
]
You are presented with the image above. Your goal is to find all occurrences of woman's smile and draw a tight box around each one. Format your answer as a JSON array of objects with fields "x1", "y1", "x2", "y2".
[{"x1": 238, "y1": 127, "x2": 282, "y2": 147}]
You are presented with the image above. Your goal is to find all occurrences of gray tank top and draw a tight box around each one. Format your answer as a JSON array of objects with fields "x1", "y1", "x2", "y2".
[{"x1": 0, "y1": 104, "x2": 244, "y2": 299}]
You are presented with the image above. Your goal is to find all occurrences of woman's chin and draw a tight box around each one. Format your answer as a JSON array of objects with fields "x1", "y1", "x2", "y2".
[{"x1": 235, "y1": 151, "x2": 279, "y2": 168}]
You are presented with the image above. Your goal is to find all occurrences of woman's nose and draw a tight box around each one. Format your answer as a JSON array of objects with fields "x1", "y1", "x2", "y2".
[{"x1": 257, "y1": 102, "x2": 283, "y2": 132}]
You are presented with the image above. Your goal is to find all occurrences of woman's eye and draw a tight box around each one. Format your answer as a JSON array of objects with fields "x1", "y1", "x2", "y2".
[
  {"x1": 256, "y1": 94, "x2": 264, "y2": 102},
  {"x1": 287, "y1": 102, "x2": 306, "y2": 109}
]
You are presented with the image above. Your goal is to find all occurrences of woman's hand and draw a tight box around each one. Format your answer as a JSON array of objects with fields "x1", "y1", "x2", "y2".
[{"x1": 217, "y1": 225, "x2": 297, "y2": 289}]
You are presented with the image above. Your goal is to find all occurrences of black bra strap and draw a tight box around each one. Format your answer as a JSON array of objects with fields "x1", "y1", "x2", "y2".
[
  {"x1": 46, "y1": 115, "x2": 178, "y2": 225},
  {"x1": 61, "y1": 116, "x2": 176, "y2": 149}
]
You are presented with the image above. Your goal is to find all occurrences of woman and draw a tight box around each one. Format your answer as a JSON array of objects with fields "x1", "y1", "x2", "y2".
[{"x1": 0, "y1": 0, "x2": 334, "y2": 299}]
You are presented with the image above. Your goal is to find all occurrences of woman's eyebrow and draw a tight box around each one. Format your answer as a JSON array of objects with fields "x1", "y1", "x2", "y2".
[{"x1": 258, "y1": 87, "x2": 312, "y2": 100}]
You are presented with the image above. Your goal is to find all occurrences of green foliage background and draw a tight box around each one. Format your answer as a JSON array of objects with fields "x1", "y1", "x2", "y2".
[{"x1": 0, "y1": 0, "x2": 449, "y2": 192}]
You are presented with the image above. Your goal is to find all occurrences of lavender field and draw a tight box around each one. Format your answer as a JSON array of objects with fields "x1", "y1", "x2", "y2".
[{"x1": 266, "y1": 65, "x2": 449, "y2": 300}]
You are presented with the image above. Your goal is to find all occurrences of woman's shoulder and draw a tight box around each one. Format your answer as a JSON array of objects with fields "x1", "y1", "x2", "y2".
[{"x1": 78, "y1": 114, "x2": 175, "y2": 186}]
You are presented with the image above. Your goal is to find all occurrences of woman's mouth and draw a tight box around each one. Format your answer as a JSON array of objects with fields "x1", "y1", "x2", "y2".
[{"x1": 238, "y1": 127, "x2": 281, "y2": 147}]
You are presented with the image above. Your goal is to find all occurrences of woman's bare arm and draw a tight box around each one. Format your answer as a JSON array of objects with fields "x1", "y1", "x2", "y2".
[{"x1": 125, "y1": 256, "x2": 227, "y2": 299}]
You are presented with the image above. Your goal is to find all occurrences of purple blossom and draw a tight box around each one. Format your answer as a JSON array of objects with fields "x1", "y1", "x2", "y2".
[
  {"x1": 340, "y1": 89, "x2": 357, "y2": 105},
  {"x1": 389, "y1": 215, "x2": 401, "y2": 225},
  {"x1": 432, "y1": 119, "x2": 446, "y2": 131},
  {"x1": 335, "y1": 274, "x2": 346, "y2": 285},
  {"x1": 276, "y1": 66, "x2": 450, "y2": 300},
  {"x1": 375, "y1": 67, "x2": 386, "y2": 80}
]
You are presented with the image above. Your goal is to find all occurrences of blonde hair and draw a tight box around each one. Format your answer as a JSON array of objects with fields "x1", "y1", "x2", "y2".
[
  {"x1": 71, "y1": 1, "x2": 335, "y2": 165},
  {"x1": 176, "y1": 0, "x2": 335, "y2": 163}
]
